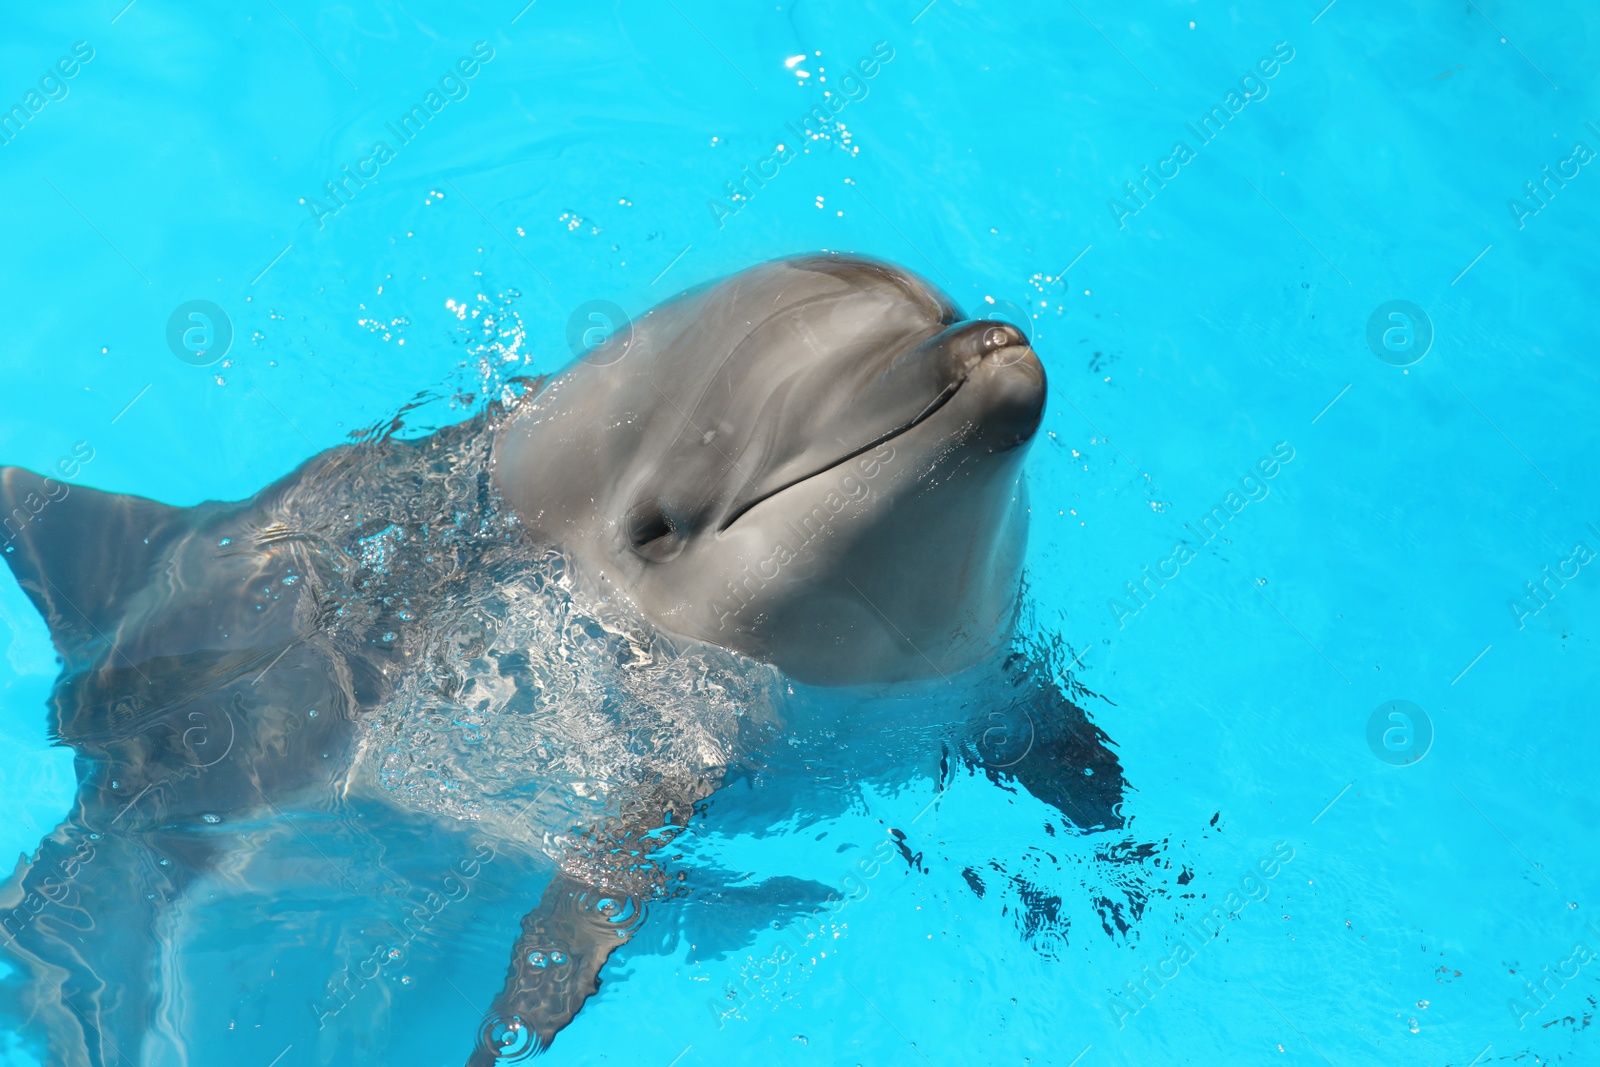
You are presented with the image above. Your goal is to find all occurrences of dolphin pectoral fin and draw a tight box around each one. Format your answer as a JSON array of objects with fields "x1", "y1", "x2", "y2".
[
  {"x1": 969, "y1": 655, "x2": 1128, "y2": 833},
  {"x1": 465, "y1": 873, "x2": 643, "y2": 1065},
  {"x1": 0, "y1": 820, "x2": 216, "y2": 1067},
  {"x1": 0, "y1": 466, "x2": 196, "y2": 668}
]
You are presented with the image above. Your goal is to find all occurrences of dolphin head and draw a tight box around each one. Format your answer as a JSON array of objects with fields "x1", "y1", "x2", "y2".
[{"x1": 492, "y1": 253, "x2": 1046, "y2": 685}]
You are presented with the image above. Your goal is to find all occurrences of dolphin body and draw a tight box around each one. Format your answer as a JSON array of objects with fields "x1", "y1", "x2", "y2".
[{"x1": 0, "y1": 254, "x2": 1125, "y2": 1065}]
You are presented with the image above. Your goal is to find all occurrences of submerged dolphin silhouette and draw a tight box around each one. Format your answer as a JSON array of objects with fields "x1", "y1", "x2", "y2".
[{"x1": 0, "y1": 253, "x2": 1122, "y2": 1064}]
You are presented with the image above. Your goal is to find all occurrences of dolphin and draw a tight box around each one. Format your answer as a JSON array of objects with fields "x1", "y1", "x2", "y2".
[{"x1": 0, "y1": 253, "x2": 1124, "y2": 1065}]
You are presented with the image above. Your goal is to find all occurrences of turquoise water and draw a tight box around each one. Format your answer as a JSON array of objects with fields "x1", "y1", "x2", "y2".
[{"x1": 3, "y1": 0, "x2": 1598, "y2": 1064}]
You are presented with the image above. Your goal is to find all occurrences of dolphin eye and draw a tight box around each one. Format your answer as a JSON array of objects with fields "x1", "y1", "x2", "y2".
[{"x1": 625, "y1": 500, "x2": 686, "y2": 563}]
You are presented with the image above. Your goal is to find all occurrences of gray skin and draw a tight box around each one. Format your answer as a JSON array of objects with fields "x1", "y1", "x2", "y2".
[
  {"x1": 0, "y1": 463, "x2": 369, "y2": 1067},
  {"x1": 494, "y1": 253, "x2": 1046, "y2": 685},
  {"x1": 0, "y1": 254, "x2": 1056, "y2": 1065}
]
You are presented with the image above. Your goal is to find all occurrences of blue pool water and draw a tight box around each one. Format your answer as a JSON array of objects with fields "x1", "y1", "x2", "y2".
[{"x1": 3, "y1": 0, "x2": 1598, "y2": 1064}]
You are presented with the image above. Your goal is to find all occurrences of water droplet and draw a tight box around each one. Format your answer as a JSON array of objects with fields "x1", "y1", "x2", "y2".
[
  {"x1": 549, "y1": 950, "x2": 567, "y2": 964},
  {"x1": 202, "y1": 813, "x2": 220, "y2": 824},
  {"x1": 527, "y1": 951, "x2": 547, "y2": 968},
  {"x1": 218, "y1": 537, "x2": 231, "y2": 546},
  {"x1": 1408, "y1": 1018, "x2": 1419, "y2": 1033},
  {"x1": 308, "y1": 709, "x2": 319, "y2": 718},
  {"x1": 382, "y1": 632, "x2": 397, "y2": 642}
]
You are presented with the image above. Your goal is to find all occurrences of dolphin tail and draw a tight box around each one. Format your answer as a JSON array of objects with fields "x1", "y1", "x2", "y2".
[
  {"x1": 0, "y1": 818, "x2": 219, "y2": 1067},
  {"x1": 464, "y1": 873, "x2": 644, "y2": 1065}
]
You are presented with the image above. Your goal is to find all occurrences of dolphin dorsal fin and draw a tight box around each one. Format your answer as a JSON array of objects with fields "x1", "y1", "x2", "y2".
[{"x1": 0, "y1": 466, "x2": 192, "y2": 665}]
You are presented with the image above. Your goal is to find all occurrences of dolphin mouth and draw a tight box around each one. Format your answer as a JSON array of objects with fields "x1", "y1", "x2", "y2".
[{"x1": 716, "y1": 373, "x2": 969, "y2": 533}]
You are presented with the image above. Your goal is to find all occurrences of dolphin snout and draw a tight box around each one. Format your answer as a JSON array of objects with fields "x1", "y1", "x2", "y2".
[
  {"x1": 885, "y1": 318, "x2": 1045, "y2": 452},
  {"x1": 924, "y1": 319, "x2": 1033, "y2": 372},
  {"x1": 961, "y1": 319, "x2": 1046, "y2": 451}
]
